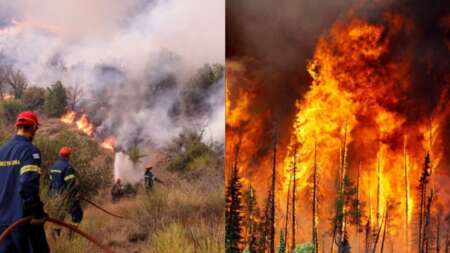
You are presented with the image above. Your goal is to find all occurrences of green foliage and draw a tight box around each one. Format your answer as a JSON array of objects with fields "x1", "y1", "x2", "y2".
[
  {"x1": 242, "y1": 246, "x2": 251, "y2": 253},
  {"x1": 132, "y1": 182, "x2": 224, "y2": 253},
  {"x1": 35, "y1": 130, "x2": 111, "y2": 201},
  {"x1": 127, "y1": 144, "x2": 147, "y2": 165},
  {"x1": 243, "y1": 185, "x2": 260, "y2": 252},
  {"x1": 165, "y1": 131, "x2": 217, "y2": 173},
  {"x1": 293, "y1": 243, "x2": 315, "y2": 253},
  {"x1": 0, "y1": 100, "x2": 26, "y2": 124},
  {"x1": 225, "y1": 165, "x2": 244, "y2": 253},
  {"x1": 0, "y1": 124, "x2": 11, "y2": 144},
  {"x1": 180, "y1": 63, "x2": 224, "y2": 118},
  {"x1": 278, "y1": 231, "x2": 286, "y2": 253},
  {"x1": 22, "y1": 86, "x2": 46, "y2": 111},
  {"x1": 44, "y1": 81, "x2": 67, "y2": 118}
]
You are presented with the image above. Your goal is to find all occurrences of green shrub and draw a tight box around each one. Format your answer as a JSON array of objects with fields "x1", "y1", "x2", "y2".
[
  {"x1": 36, "y1": 130, "x2": 111, "y2": 201},
  {"x1": 22, "y1": 86, "x2": 46, "y2": 111},
  {"x1": 0, "y1": 123, "x2": 10, "y2": 144},
  {"x1": 0, "y1": 100, "x2": 26, "y2": 124},
  {"x1": 44, "y1": 81, "x2": 67, "y2": 118},
  {"x1": 293, "y1": 243, "x2": 315, "y2": 253},
  {"x1": 165, "y1": 131, "x2": 217, "y2": 173}
]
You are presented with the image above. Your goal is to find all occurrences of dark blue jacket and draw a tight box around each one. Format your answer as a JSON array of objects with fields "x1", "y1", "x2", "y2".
[
  {"x1": 0, "y1": 135, "x2": 42, "y2": 226},
  {"x1": 144, "y1": 170, "x2": 156, "y2": 188},
  {"x1": 49, "y1": 158, "x2": 75, "y2": 194}
]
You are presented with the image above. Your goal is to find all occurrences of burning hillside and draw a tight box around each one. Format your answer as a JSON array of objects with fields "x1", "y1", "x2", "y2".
[{"x1": 226, "y1": 0, "x2": 449, "y2": 252}]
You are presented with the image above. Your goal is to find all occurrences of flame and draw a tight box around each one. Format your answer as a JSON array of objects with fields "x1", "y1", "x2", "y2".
[
  {"x1": 60, "y1": 111, "x2": 76, "y2": 124},
  {"x1": 76, "y1": 114, "x2": 94, "y2": 136},
  {"x1": 226, "y1": 12, "x2": 449, "y2": 251},
  {"x1": 100, "y1": 137, "x2": 116, "y2": 151},
  {"x1": 282, "y1": 15, "x2": 448, "y2": 247},
  {"x1": 60, "y1": 111, "x2": 94, "y2": 137}
]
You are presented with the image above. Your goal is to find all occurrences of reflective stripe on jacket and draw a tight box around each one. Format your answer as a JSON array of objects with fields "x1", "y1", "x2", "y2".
[{"x1": 0, "y1": 135, "x2": 42, "y2": 226}]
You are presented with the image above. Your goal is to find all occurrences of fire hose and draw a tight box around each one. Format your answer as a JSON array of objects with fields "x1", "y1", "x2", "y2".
[
  {"x1": 0, "y1": 217, "x2": 115, "y2": 253},
  {"x1": 80, "y1": 197, "x2": 130, "y2": 220}
]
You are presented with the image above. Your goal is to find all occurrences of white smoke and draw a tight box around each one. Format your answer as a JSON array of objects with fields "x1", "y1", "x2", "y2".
[
  {"x1": 0, "y1": 0, "x2": 224, "y2": 182},
  {"x1": 0, "y1": 0, "x2": 225, "y2": 149}
]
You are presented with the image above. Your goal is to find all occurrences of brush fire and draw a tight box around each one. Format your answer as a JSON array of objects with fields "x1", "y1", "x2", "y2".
[
  {"x1": 60, "y1": 111, "x2": 95, "y2": 137},
  {"x1": 226, "y1": 3, "x2": 449, "y2": 253}
]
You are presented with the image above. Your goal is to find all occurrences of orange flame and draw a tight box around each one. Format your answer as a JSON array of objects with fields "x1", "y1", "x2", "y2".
[
  {"x1": 100, "y1": 137, "x2": 116, "y2": 151},
  {"x1": 226, "y1": 13, "x2": 450, "y2": 252},
  {"x1": 60, "y1": 111, "x2": 95, "y2": 137},
  {"x1": 60, "y1": 111, "x2": 76, "y2": 124},
  {"x1": 76, "y1": 114, "x2": 94, "y2": 136}
]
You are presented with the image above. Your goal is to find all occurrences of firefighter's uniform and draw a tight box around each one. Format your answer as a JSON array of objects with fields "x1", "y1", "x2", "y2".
[
  {"x1": 144, "y1": 170, "x2": 156, "y2": 189},
  {"x1": 49, "y1": 157, "x2": 83, "y2": 223},
  {"x1": 0, "y1": 135, "x2": 49, "y2": 253}
]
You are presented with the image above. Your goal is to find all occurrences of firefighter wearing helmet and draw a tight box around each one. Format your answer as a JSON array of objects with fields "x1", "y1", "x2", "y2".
[
  {"x1": 49, "y1": 146, "x2": 83, "y2": 225},
  {"x1": 144, "y1": 166, "x2": 163, "y2": 190},
  {"x1": 0, "y1": 111, "x2": 50, "y2": 253}
]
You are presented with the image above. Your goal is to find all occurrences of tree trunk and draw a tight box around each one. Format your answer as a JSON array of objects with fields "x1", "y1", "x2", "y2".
[
  {"x1": 269, "y1": 140, "x2": 277, "y2": 253},
  {"x1": 313, "y1": 142, "x2": 319, "y2": 253},
  {"x1": 403, "y1": 137, "x2": 410, "y2": 253},
  {"x1": 291, "y1": 145, "x2": 297, "y2": 252}
]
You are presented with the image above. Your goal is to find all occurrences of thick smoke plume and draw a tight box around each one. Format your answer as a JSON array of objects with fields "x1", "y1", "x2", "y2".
[{"x1": 0, "y1": 0, "x2": 225, "y2": 149}]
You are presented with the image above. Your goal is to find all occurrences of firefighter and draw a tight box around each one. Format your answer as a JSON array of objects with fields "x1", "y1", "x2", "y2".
[
  {"x1": 111, "y1": 179, "x2": 124, "y2": 203},
  {"x1": 0, "y1": 111, "x2": 50, "y2": 253},
  {"x1": 144, "y1": 166, "x2": 163, "y2": 190},
  {"x1": 49, "y1": 147, "x2": 83, "y2": 225}
]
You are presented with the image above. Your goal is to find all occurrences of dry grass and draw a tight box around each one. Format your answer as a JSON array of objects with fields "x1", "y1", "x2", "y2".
[{"x1": 47, "y1": 178, "x2": 224, "y2": 253}]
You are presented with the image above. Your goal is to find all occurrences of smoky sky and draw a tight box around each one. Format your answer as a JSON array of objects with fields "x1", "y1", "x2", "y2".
[{"x1": 0, "y1": 0, "x2": 225, "y2": 148}]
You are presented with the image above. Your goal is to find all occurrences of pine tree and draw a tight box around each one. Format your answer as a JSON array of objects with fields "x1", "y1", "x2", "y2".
[
  {"x1": 403, "y1": 137, "x2": 410, "y2": 253},
  {"x1": 262, "y1": 190, "x2": 274, "y2": 253},
  {"x1": 267, "y1": 140, "x2": 277, "y2": 253},
  {"x1": 44, "y1": 81, "x2": 68, "y2": 118},
  {"x1": 244, "y1": 185, "x2": 260, "y2": 253},
  {"x1": 291, "y1": 144, "x2": 297, "y2": 252},
  {"x1": 312, "y1": 143, "x2": 319, "y2": 253},
  {"x1": 225, "y1": 146, "x2": 244, "y2": 253},
  {"x1": 279, "y1": 230, "x2": 287, "y2": 253},
  {"x1": 418, "y1": 153, "x2": 432, "y2": 253}
]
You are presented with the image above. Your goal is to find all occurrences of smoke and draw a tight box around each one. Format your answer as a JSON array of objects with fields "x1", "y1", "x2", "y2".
[
  {"x1": 0, "y1": 0, "x2": 225, "y2": 149},
  {"x1": 227, "y1": 0, "x2": 449, "y2": 172}
]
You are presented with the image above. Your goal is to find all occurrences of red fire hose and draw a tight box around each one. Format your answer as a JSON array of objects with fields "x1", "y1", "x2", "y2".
[
  {"x1": 0, "y1": 217, "x2": 115, "y2": 253},
  {"x1": 80, "y1": 197, "x2": 130, "y2": 220}
]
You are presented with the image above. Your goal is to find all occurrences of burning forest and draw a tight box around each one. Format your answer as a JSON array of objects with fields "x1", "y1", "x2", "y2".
[{"x1": 226, "y1": 0, "x2": 450, "y2": 252}]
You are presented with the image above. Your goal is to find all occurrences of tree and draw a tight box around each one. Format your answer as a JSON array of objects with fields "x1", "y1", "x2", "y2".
[
  {"x1": 279, "y1": 231, "x2": 286, "y2": 253},
  {"x1": 44, "y1": 81, "x2": 68, "y2": 118},
  {"x1": 22, "y1": 86, "x2": 46, "y2": 111},
  {"x1": 0, "y1": 65, "x2": 6, "y2": 98},
  {"x1": 1, "y1": 65, "x2": 28, "y2": 99},
  {"x1": 225, "y1": 145, "x2": 244, "y2": 253},
  {"x1": 293, "y1": 243, "x2": 315, "y2": 253},
  {"x1": 0, "y1": 100, "x2": 26, "y2": 124},
  {"x1": 418, "y1": 153, "x2": 432, "y2": 253},
  {"x1": 181, "y1": 63, "x2": 224, "y2": 119},
  {"x1": 67, "y1": 83, "x2": 84, "y2": 111},
  {"x1": 244, "y1": 185, "x2": 260, "y2": 252}
]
